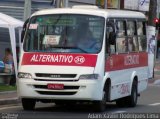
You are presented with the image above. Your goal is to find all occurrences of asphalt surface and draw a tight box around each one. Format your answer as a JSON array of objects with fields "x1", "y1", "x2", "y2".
[{"x1": 0, "y1": 84, "x2": 160, "y2": 119}]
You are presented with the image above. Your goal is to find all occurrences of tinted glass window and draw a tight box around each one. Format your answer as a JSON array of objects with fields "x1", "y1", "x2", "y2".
[{"x1": 23, "y1": 14, "x2": 105, "y2": 53}]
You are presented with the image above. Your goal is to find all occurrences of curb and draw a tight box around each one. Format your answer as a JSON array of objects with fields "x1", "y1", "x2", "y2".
[
  {"x1": 148, "y1": 78, "x2": 155, "y2": 84},
  {"x1": 153, "y1": 79, "x2": 160, "y2": 85},
  {"x1": 0, "y1": 91, "x2": 16, "y2": 95},
  {"x1": 0, "y1": 98, "x2": 20, "y2": 105}
]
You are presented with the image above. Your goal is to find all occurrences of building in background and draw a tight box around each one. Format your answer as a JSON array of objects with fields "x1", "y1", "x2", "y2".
[
  {"x1": 0, "y1": 0, "x2": 54, "y2": 60},
  {"x1": 0, "y1": 0, "x2": 54, "y2": 20},
  {"x1": 0, "y1": 0, "x2": 155, "y2": 21}
]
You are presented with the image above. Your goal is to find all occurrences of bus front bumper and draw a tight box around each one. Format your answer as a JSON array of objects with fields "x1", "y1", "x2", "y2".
[{"x1": 17, "y1": 79, "x2": 103, "y2": 101}]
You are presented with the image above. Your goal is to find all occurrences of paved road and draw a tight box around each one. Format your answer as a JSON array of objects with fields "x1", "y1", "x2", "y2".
[{"x1": 0, "y1": 85, "x2": 160, "y2": 119}]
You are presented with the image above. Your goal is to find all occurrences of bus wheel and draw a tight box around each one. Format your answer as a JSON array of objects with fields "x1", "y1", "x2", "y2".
[
  {"x1": 116, "y1": 81, "x2": 138, "y2": 107},
  {"x1": 22, "y1": 98, "x2": 36, "y2": 110},
  {"x1": 126, "y1": 81, "x2": 138, "y2": 107},
  {"x1": 94, "y1": 90, "x2": 107, "y2": 112}
]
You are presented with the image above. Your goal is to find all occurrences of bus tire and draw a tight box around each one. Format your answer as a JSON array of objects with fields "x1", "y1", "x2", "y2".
[
  {"x1": 126, "y1": 81, "x2": 138, "y2": 107},
  {"x1": 94, "y1": 89, "x2": 107, "y2": 112},
  {"x1": 116, "y1": 81, "x2": 138, "y2": 107},
  {"x1": 22, "y1": 98, "x2": 36, "y2": 110}
]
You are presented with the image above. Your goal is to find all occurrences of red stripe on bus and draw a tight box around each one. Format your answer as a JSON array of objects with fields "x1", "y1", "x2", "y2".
[
  {"x1": 21, "y1": 53, "x2": 97, "y2": 67},
  {"x1": 105, "y1": 52, "x2": 148, "y2": 71}
]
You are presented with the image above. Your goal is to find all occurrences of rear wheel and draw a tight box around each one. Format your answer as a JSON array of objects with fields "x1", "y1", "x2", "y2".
[
  {"x1": 126, "y1": 81, "x2": 138, "y2": 107},
  {"x1": 22, "y1": 98, "x2": 36, "y2": 110},
  {"x1": 116, "y1": 81, "x2": 138, "y2": 107}
]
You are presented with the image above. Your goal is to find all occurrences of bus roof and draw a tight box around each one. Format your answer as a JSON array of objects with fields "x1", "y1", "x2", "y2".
[{"x1": 31, "y1": 6, "x2": 146, "y2": 19}]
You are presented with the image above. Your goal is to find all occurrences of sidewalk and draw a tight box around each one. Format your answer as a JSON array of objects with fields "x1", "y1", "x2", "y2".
[
  {"x1": 0, "y1": 60, "x2": 160, "y2": 106},
  {"x1": 150, "y1": 59, "x2": 160, "y2": 85}
]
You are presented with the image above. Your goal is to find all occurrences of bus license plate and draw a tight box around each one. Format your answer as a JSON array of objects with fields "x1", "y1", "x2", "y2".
[{"x1": 47, "y1": 84, "x2": 64, "y2": 90}]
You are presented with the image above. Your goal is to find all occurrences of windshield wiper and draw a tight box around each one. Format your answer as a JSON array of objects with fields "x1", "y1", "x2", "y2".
[{"x1": 52, "y1": 46, "x2": 88, "y2": 53}]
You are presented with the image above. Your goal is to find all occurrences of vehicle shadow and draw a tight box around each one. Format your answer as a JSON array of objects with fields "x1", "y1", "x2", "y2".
[{"x1": 34, "y1": 102, "x2": 118, "y2": 113}]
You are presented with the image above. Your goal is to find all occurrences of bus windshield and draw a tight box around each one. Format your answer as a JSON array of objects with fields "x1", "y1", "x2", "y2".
[{"x1": 23, "y1": 14, "x2": 105, "y2": 53}]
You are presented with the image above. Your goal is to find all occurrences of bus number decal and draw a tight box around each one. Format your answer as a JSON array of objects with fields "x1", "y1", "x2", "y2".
[
  {"x1": 119, "y1": 84, "x2": 130, "y2": 95},
  {"x1": 74, "y1": 56, "x2": 85, "y2": 64}
]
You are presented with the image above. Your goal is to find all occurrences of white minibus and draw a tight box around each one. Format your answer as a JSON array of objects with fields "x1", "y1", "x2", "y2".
[{"x1": 18, "y1": 5, "x2": 148, "y2": 112}]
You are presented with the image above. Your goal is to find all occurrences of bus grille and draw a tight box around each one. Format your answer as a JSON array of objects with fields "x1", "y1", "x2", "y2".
[
  {"x1": 35, "y1": 73, "x2": 77, "y2": 78},
  {"x1": 34, "y1": 79, "x2": 78, "y2": 82},
  {"x1": 36, "y1": 91, "x2": 77, "y2": 95}
]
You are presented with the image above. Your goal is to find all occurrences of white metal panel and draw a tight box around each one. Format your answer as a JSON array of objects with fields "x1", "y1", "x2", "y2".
[{"x1": 31, "y1": 7, "x2": 146, "y2": 19}]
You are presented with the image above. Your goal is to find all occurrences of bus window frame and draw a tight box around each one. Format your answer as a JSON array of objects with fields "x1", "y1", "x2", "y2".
[
  {"x1": 23, "y1": 14, "x2": 105, "y2": 54},
  {"x1": 106, "y1": 17, "x2": 147, "y2": 56}
]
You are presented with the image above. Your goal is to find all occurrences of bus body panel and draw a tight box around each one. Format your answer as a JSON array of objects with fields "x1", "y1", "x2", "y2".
[
  {"x1": 105, "y1": 52, "x2": 148, "y2": 100},
  {"x1": 105, "y1": 66, "x2": 148, "y2": 101}
]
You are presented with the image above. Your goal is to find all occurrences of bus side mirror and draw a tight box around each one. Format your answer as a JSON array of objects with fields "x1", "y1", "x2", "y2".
[
  {"x1": 106, "y1": 22, "x2": 116, "y2": 45},
  {"x1": 106, "y1": 22, "x2": 116, "y2": 55},
  {"x1": 21, "y1": 30, "x2": 25, "y2": 43},
  {"x1": 21, "y1": 18, "x2": 29, "y2": 43},
  {"x1": 106, "y1": 32, "x2": 116, "y2": 55},
  {"x1": 108, "y1": 32, "x2": 116, "y2": 45}
]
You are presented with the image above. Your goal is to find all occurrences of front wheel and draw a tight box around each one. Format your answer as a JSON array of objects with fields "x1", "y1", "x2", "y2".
[{"x1": 22, "y1": 98, "x2": 36, "y2": 110}]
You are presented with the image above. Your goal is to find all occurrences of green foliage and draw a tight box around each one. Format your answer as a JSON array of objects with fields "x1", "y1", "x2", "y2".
[{"x1": 0, "y1": 85, "x2": 17, "y2": 92}]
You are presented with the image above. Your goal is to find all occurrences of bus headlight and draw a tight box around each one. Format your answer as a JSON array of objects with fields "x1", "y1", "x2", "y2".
[
  {"x1": 18, "y1": 72, "x2": 32, "y2": 79},
  {"x1": 79, "y1": 74, "x2": 99, "y2": 80}
]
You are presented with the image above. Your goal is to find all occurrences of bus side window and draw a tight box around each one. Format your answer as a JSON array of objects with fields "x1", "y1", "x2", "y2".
[
  {"x1": 137, "y1": 21, "x2": 147, "y2": 51},
  {"x1": 106, "y1": 20, "x2": 116, "y2": 54},
  {"x1": 127, "y1": 21, "x2": 139, "y2": 52},
  {"x1": 115, "y1": 20, "x2": 127, "y2": 53}
]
